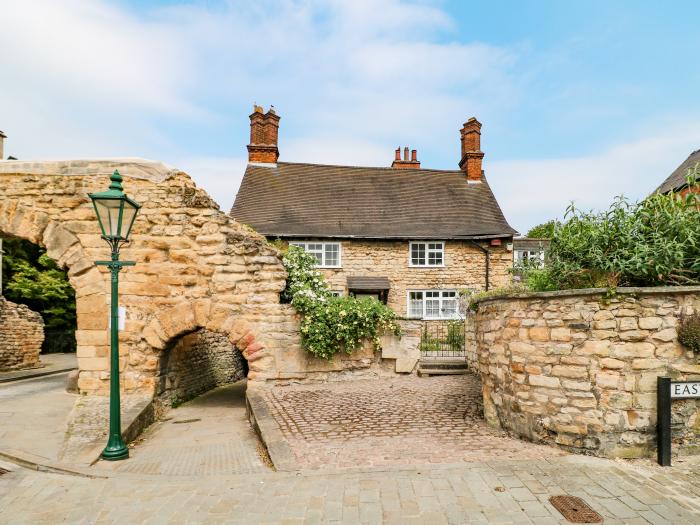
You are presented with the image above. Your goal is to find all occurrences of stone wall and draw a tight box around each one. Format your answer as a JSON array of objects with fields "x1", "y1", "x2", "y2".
[
  {"x1": 0, "y1": 159, "x2": 289, "y2": 394},
  {"x1": 158, "y1": 329, "x2": 247, "y2": 407},
  {"x1": 473, "y1": 286, "x2": 700, "y2": 458},
  {"x1": 0, "y1": 297, "x2": 44, "y2": 370},
  {"x1": 284, "y1": 239, "x2": 512, "y2": 315}
]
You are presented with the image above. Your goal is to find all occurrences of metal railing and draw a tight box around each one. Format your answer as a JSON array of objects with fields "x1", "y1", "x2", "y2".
[{"x1": 418, "y1": 320, "x2": 466, "y2": 359}]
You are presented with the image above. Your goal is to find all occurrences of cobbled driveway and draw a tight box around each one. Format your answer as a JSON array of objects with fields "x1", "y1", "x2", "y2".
[{"x1": 264, "y1": 374, "x2": 565, "y2": 470}]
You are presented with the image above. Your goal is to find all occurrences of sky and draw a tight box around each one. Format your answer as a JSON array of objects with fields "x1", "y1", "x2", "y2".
[{"x1": 2, "y1": 0, "x2": 699, "y2": 233}]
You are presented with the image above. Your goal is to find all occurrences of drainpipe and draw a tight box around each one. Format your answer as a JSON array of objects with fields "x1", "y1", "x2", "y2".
[{"x1": 469, "y1": 240, "x2": 489, "y2": 291}]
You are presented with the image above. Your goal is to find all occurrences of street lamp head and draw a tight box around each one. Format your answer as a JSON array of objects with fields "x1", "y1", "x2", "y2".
[{"x1": 88, "y1": 170, "x2": 141, "y2": 246}]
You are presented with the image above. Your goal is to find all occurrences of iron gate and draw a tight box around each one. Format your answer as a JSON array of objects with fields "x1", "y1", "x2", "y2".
[{"x1": 418, "y1": 320, "x2": 466, "y2": 359}]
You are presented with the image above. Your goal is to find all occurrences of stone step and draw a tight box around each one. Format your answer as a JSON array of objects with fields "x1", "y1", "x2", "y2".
[
  {"x1": 417, "y1": 360, "x2": 469, "y2": 376},
  {"x1": 417, "y1": 367, "x2": 469, "y2": 377}
]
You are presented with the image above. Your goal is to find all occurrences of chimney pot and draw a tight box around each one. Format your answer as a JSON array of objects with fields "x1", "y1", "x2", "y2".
[
  {"x1": 391, "y1": 145, "x2": 421, "y2": 169},
  {"x1": 0, "y1": 130, "x2": 5, "y2": 160}
]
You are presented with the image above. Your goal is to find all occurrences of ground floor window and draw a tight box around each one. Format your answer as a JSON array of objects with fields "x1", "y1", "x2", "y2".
[{"x1": 407, "y1": 290, "x2": 458, "y2": 319}]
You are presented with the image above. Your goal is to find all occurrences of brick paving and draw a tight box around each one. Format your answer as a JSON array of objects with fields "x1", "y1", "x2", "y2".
[
  {"x1": 100, "y1": 381, "x2": 271, "y2": 477},
  {"x1": 1, "y1": 455, "x2": 700, "y2": 524},
  {"x1": 263, "y1": 375, "x2": 565, "y2": 470}
]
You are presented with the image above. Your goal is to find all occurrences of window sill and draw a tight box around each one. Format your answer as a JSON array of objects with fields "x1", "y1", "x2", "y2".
[{"x1": 408, "y1": 264, "x2": 446, "y2": 268}]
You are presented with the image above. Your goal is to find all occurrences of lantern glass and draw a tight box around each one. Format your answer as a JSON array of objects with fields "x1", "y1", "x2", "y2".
[
  {"x1": 120, "y1": 199, "x2": 139, "y2": 240},
  {"x1": 88, "y1": 170, "x2": 141, "y2": 243}
]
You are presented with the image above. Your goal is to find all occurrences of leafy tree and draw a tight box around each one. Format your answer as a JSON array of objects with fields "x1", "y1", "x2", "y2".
[
  {"x1": 1, "y1": 237, "x2": 76, "y2": 351},
  {"x1": 525, "y1": 171, "x2": 700, "y2": 291},
  {"x1": 526, "y1": 220, "x2": 559, "y2": 238}
]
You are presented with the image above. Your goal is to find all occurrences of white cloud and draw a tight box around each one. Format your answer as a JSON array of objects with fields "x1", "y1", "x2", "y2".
[{"x1": 488, "y1": 121, "x2": 700, "y2": 234}]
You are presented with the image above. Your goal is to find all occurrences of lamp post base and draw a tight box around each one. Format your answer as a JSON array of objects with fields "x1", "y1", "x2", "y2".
[{"x1": 101, "y1": 444, "x2": 129, "y2": 461}]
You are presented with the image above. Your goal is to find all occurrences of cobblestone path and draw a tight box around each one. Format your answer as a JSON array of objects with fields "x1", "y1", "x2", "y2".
[
  {"x1": 1, "y1": 455, "x2": 700, "y2": 524},
  {"x1": 264, "y1": 375, "x2": 565, "y2": 470}
]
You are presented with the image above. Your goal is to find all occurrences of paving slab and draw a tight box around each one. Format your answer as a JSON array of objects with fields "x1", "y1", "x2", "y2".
[
  {"x1": 98, "y1": 380, "x2": 271, "y2": 476},
  {"x1": 0, "y1": 455, "x2": 699, "y2": 524},
  {"x1": 0, "y1": 372, "x2": 76, "y2": 461}
]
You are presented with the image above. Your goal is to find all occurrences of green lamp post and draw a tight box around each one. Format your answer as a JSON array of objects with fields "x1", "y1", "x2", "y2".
[{"x1": 88, "y1": 170, "x2": 141, "y2": 461}]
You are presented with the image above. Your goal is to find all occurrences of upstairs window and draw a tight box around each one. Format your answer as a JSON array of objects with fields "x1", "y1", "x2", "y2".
[
  {"x1": 289, "y1": 241, "x2": 341, "y2": 268},
  {"x1": 407, "y1": 290, "x2": 458, "y2": 319},
  {"x1": 514, "y1": 249, "x2": 545, "y2": 268},
  {"x1": 409, "y1": 241, "x2": 444, "y2": 267}
]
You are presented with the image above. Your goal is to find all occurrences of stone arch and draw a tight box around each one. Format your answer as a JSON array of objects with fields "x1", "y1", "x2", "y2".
[
  {"x1": 142, "y1": 300, "x2": 269, "y2": 371},
  {"x1": 0, "y1": 200, "x2": 107, "y2": 390},
  {"x1": 141, "y1": 301, "x2": 270, "y2": 403}
]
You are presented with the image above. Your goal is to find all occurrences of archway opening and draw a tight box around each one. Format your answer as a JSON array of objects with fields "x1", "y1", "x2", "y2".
[
  {"x1": 157, "y1": 328, "x2": 248, "y2": 408},
  {"x1": 1, "y1": 235, "x2": 77, "y2": 361}
]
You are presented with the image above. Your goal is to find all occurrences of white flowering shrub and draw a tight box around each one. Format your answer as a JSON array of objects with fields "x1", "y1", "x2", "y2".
[{"x1": 282, "y1": 246, "x2": 401, "y2": 359}]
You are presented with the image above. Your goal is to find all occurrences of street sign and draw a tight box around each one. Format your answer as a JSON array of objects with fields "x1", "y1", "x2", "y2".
[
  {"x1": 658, "y1": 377, "x2": 700, "y2": 466},
  {"x1": 670, "y1": 381, "x2": 700, "y2": 399}
]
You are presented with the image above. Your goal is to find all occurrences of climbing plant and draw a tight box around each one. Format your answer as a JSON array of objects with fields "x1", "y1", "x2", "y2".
[{"x1": 281, "y1": 246, "x2": 400, "y2": 359}]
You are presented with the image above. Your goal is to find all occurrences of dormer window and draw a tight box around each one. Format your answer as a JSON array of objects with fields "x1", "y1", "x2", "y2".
[{"x1": 409, "y1": 241, "x2": 444, "y2": 267}]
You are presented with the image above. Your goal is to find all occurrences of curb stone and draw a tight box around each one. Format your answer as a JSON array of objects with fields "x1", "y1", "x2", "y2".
[
  {"x1": 0, "y1": 367, "x2": 76, "y2": 384},
  {"x1": 245, "y1": 387, "x2": 298, "y2": 472},
  {"x1": 0, "y1": 448, "x2": 109, "y2": 479}
]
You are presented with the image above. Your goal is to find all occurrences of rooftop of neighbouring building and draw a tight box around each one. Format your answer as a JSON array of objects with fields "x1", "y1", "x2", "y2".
[{"x1": 655, "y1": 148, "x2": 700, "y2": 194}]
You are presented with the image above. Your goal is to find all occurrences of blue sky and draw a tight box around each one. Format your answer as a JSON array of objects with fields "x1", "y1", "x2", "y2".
[{"x1": 2, "y1": 0, "x2": 699, "y2": 233}]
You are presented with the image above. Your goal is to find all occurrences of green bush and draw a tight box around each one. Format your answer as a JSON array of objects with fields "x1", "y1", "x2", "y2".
[
  {"x1": 282, "y1": 247, "x2": 400, "y2": 359},
  {"x1": 524, "y1": 171, "x2": 699, "y2": 291},
  {"x1": 678, "y1": 312, "x2": 700, "y2": 353},
  {"x1": 445, "y1": 320, "x2": 465, "y2": 350}
]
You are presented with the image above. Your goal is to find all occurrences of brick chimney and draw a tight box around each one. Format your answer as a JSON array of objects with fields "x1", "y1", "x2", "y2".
[
  {"x1": 459, "y1": 117, "x2": 484, "y2": 181},
  {"x1": 247, "y1": 105, "x2": 280, "y2": 164},
  {"x1": 391, "y1": 146, "x2": 420, "y2": 169},
  {"x1": 0, "y1": 130, "x2": 5, "y2": 160}
]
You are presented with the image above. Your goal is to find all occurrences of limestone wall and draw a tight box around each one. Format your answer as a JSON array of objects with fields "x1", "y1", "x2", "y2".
[
  {"x1": 0, "y1": 297, "x2": 44, "y2": 370},
  {"x1": 473, "y1": 286, "x2": 700, "y2": 458},
  {"x1": 285, "y1": 239, "x2": 512, "y2": 315},
  {"x1": 0, "y1": 159, "x2": 289, "y2": 394}
]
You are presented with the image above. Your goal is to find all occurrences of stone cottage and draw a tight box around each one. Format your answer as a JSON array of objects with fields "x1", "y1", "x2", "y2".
[{"x1": 231, "y1": 106, "x2": 517, "y2": 320}]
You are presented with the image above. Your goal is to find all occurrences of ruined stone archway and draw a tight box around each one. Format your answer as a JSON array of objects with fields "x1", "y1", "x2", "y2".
[{"x1": 0, "y1": 160, "x2": 293, "y2": 396}]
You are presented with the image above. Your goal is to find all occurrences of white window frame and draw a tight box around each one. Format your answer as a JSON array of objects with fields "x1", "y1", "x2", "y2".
[
  {"x1": 514, "y1": 249, "x2": 545, "y2": 268},
  {"x1": 406, "y1": 289, "x2": 459, "y2": 320},
  {"x1": 408, "y1": 241, "x2": 445, "y2": 267},
  {"x1": 330, "y1": 290, "x2": 344, "y2": 297},
  {"x1": 289, "y1": 241, "x2": 342, "y2": 268}
]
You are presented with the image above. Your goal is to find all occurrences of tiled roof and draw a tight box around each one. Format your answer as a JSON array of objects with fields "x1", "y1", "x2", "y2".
[
  {"x1": 347, "y1": 276, "x2": 391, "y2": 290},
  {"x1": 655, "y1": 149, "x2": 700, "y2": 194},
  {"x1": 230, "y1": 162, "x2": 516, "y2": 239},
  {"x1": 513, "y1": 238, "x2": 550, "y2": 250}
]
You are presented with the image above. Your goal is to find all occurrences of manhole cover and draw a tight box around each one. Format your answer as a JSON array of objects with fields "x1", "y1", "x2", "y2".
[
  {"x1": 549, "y1": 495, "x2": 603, "y2": 523},
  {"x1": 172, "y1": 418, "x2": 201, "y2": 424}
]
